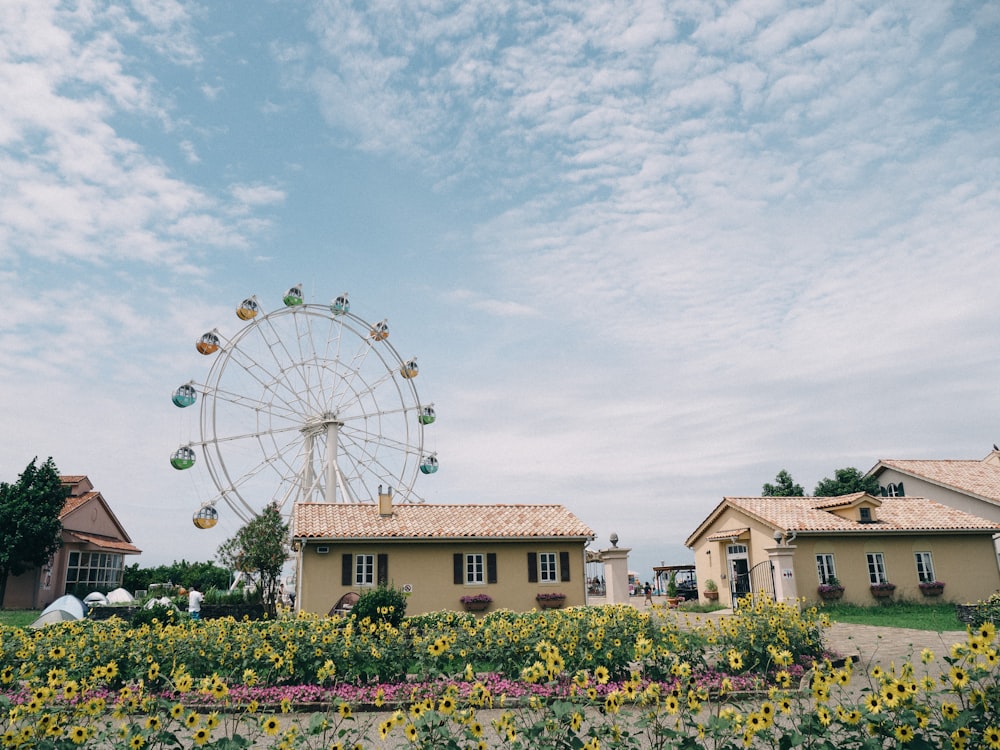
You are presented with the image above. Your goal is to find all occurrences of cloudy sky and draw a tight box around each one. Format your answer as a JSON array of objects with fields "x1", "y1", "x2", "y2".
[{"x1": 2, "y1": 0, "x2": 998, "y2": 584}]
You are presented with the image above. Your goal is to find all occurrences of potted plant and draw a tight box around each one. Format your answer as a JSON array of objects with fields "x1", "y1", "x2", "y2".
[
  {"x1": 666, "y1": 572, "x2": 684, "y2": 607},
  {"x1": 703, "y1": 579, "x2": 719, "y2": 601},
  {"x1": 919, "y1": 581, "x2": 945, "y2": 597},
  {"x1": 535, "y1": 592, "x2": 566, "y2": 609},
  {"x1": 459, "y1": 593, "x2": 493, "y2": 612},
  {"x1": 870, "y1": 582, "x2": 896, "y2": 599},
  {"x1": 818, "y1": 577, "x2": 844, "y2": 601}
]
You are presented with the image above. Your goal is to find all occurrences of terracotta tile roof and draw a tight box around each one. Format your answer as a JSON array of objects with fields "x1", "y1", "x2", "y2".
[
  {"x1": 875, "y1": 457, "x2": 1000, "y2": 504},
  {"x1": 65, "y1": 531, "x2": 142, "y2": 554},
  {"x1": 293, "y1": 503, "x2": 595, "y2": 541},
  {"x1": 722, "y1": 495, "x2": 1000, "y2": 535},
  {"x1": 705, "y1": 527, "x2": 750, "y2": 542},
  {"x1": 60, "y1": 492, "x2": 94, "y2": 517}
]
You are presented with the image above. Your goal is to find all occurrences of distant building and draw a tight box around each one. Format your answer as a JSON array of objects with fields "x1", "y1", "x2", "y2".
[
  {"x1": 2, "y1": 476, "x2": 141, "y2": 609},
  {"x1": 292, "y1": 490, "x2": 594, "y2": 615},
  {"x1": 686, "y1": 492, "x2": 1000, "y2": 607}
]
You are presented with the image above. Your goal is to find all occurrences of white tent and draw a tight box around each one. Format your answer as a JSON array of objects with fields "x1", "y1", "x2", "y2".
[
  {"x1": 30, "y1": 594, "x2": 87, "y2": 628},
  {"x1": 84, "y1": 592, "x2": 109, "y2": 606},
  {"x1": 106, "y1": 587, "x2": 134, "y2": 603},
  {"x1": 41, "y1": 594, "x2": 86, "y2": 620}
]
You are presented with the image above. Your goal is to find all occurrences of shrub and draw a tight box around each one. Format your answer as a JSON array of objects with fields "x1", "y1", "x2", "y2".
[{"x1": 350, "y1": 584, "x2": 407, "y2": 627}]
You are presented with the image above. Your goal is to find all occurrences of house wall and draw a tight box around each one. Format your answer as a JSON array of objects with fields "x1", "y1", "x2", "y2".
[
  {"x1": 875, "y1": 469, "x2": 1000, "y2": 524},
  {"x1": 689, "y1": 508, "x2": 779, "y2": 608},
  {"x1": 793, "y1": 533, "x2": 1000, "y2": 605},
  {"x1": 298, "y1": 540, "x2": 588, "y2": 616}
]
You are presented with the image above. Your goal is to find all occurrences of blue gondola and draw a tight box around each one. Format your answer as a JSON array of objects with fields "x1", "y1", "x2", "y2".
[
  {"x1": 330, "y1": 293, "x2": 350, "y2": 315},
  {"x1": 419, "y1": 454, "x2": 439, "y2": 474},
  {"x1": 172, "y1": 383, "x2": 197, "y2": 408}
]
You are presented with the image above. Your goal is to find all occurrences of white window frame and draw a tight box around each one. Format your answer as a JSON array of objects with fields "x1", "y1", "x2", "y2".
[
  {"x1": 66, "y1": 551, "x2": 125, "y2": 588},
  {"x1": 914, "y1": 552, "x2": 935, "y2": 583},
  {"x1": 355, "y1": 554, "x2": 375, "y2": 586},
  {"x1": 466, "y1": 553, "x2": 485, "y2": 584},
  {"x1": 866, "y1": 552, "x2": 888, "y2": 584},
  {"x1": 539, "y1": 552, "x2": 558, "y2": 583},
  {"x1": 816, "y1": 554, "x2": 837, "y2": 585}
]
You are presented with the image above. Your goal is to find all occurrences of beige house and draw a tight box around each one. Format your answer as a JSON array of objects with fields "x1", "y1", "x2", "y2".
[
  {"x1": 291, "y1": 493, "x2": 595, "y2": 616},
  {"x1": 869, "y1": 451, "x2": 1000, "y2": 546},
  {"x1": 686, "y1": 493, "x2": 1000, "y2": 607},
  {"x1": 3, "y1": 476, "x2": 142, "y2": 609}
]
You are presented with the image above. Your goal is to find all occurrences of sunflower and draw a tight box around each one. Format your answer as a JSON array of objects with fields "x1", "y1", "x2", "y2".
[
  {"x1": 262, "y1": 717, "x2": 281, "y2": 736},
  {"x1": 68, "y1": 726, "x2": 89, "y2": 745},
  {"x1": 594, "y1": 666, "x2": 610, "y2": 685},
  {"x1": 949, "y1": 667, "x2": 970, "y2": 689},
  {"x1": 404, "y1": 723, "x2": 418, "y2": 741},
  {"x1": 170, "y1": 703, "x2": 185, "y2": 720},
  {"x1": 192, "y1": 728, "x2": 211, "y2": 746},
  {"x1": 894, "y1": 725, "x2": 915, "y2": 743},
  {"x1": 984, "y1": 726, "x2": 1000, "y2": 750}
]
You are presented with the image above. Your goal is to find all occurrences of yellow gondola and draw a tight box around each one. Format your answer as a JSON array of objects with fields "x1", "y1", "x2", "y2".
[
  {"x1": 192, "y1": 505, "x2": 219, "y2": 529},
  {"x1": 196, "y1": 331, "x2": 220, "y2": 355},
  {"x1": 370, "y1": 319, "x2": 389, "y2": 341},
  {"x1": 236, "y1": 296, "x2": 259, "y2": 320},
  {"x1": 400, "y1": 358, "x2": 418, "y2": 379}
]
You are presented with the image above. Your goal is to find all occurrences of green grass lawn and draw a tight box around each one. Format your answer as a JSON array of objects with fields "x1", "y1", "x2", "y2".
[
  {"x1": 0, "y1": 610, "x2": 40, "y2": 628},
  {"x1": 817, "y1": 601, "x2": 967, "y2": 631}
]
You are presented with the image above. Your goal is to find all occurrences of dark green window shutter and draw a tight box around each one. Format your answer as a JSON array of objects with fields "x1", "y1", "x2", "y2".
[
  {"x1": 341, "y1": 554, "x2": 352, "y2": 586},
  {"x1": 377, "y1": 554, "x2": 388, "y2": 585},
  {"x1": 487, "y1": 553, "x2": 497, "y2": 584},
  {"x1": 454, "y1": 553, "x2": 463, "y2": 585},
  {"x1": 527, "y1": 552, "x2": 538, "y2": 583},
  {"x1": 560, "y1": 551, "x2": 571, "y2": 582}
]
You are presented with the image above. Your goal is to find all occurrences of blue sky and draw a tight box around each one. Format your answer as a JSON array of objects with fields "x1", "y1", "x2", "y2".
[{"x1": 2, "y1": 0, "x2": 998, "y2": 583}]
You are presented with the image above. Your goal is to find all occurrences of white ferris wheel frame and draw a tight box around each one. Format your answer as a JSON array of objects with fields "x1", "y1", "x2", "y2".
[{"x1": 186, "y1": 303, "x2": 430, "y2": 524}]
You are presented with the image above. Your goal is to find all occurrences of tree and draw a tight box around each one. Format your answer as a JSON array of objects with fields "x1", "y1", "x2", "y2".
[
  {"x1": 762, "y1": 469, "x2": 804, "y2": 497},
  {"x1": 813, "y1": 467, "x2": 880, "y2": 497},
  {"x1": 122, "y1": 560, "x2": 232, "y2": 593},
  {"x1": 0, "y1": 458, "x2": 66, "y2": 608},
  {"x1": 216, "y1": 503, "x2": 289, "y2": 617}
]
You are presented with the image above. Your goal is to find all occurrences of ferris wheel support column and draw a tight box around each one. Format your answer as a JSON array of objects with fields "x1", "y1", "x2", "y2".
[{"x1": 325, "y1": 420, "x2": 340, "y2": 504}]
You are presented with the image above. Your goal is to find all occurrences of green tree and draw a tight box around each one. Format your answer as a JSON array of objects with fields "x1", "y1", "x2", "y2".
[
  {"x1": 0, "y1": 458, "x2": 66, "y2": 608},
  {"x1": 216, "y1": 503, "x2": 289, "y2": 617},
  {"x1": 122, "y1": 560, "x2": 232, "y2": 593},
  {"x1": 762, "y1": 469, "x2": 804, "y2": 496},
  {"x1": 813, "y1": 467, "x2": 880, "y2": 497}
]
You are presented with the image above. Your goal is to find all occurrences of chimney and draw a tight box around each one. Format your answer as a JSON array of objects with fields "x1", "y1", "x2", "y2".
[{"x1": 378, "y1": 485, "x2": 394, "y2": 517}]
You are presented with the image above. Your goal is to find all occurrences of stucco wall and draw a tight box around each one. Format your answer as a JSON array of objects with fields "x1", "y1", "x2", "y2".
[
  {"x1": 689, "y1": 507, "x2": 779, "y2": 608},
  {"x1": 793, "y1": 533, "x2": 1000, "y2": 605},
  {"x1": 875, "y1": 469, "x2": 1000, "y2": 524},
  {"x1": 298, "y1": 540, "x2": 588, "y2": 615}
]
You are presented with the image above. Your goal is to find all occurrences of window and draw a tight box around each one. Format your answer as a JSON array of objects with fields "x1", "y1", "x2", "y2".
[
  {"x1": 816, "y1": 554, "x2": 837, "y2": 584},
  {"x1": 355, "y1": 554, "x2": 374, "y2": 586},
  {"x1": 466, "y1": 553, "x2": 485, "y2": 584},
  {"x1": 859, "y1": 507, "x2": 872, "y2": 523},
  {"x1": 880, "y1": 482, "x2": 904, "y2": 497},
  {"x1": 65, "y1": 551, "x2": 124, "y2": 588},
  {"x1": 866, "y1": 552, "x2": 888, "y2": 584},
  {"x1": 914, "y1": 552, "x2": 935, "y2": 583},
  {"x1": 539, "y1": 552, "x2": 558, "y2": 582}
]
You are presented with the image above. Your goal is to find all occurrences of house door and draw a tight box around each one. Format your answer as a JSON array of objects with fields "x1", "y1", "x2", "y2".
[{"x1": 727, "y1": 544, "x2": 750, "y2": 600}]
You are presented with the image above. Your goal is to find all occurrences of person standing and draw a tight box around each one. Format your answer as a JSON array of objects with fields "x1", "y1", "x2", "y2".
[
  {"x1": 643, "y1": 581, "x2": 653, "y2": 605},
  {"x1": 188, "y1": 584, "x2": 204, "y2": 620}
]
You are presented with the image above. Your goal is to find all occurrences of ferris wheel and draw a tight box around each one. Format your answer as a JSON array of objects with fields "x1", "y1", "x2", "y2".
[{"x1": 170, "y1": 286, "x2": 438, "y2": 529}]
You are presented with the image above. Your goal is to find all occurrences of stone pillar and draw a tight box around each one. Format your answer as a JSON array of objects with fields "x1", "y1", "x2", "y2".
[
  {"x1": 601, "y1": 546, "x2": 632, "y2": 605},
  {"x1": 766, "y1": 544, "x2": 799, "y2": 609}
]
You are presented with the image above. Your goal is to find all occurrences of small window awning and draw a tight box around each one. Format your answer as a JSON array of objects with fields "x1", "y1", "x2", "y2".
[{"x1": 706, "y1": 527, "x2": 750, "y2": 542}]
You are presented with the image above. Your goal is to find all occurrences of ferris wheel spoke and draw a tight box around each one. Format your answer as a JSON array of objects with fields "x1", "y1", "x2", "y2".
[
  {"x1": 214, "y1": 341, "x2": 316, "y2": 419},
  {"x1": 195, "y1": 421, "x2": 304, "y2": 447},
  {"x1": 198, "y1": 383, "x2": 304, "y2": 424}
]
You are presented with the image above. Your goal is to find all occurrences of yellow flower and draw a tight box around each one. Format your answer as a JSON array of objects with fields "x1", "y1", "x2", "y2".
[
  {"x1": 170, "y1": 703, "x2": 185, "y2": 719},
  {"x1": 404, "y1": 723, "x2": 418, "y2": 741},
  {"x1": 185, "y1": 711, "x2": 201, "y2": 728},
  {"x1": 192, "y1": 727, "x2": 211, "y2": 746},
  {"x1": 985, "y1": 726, "x2": 1000, "y2": 750},
  {"x1": 68, "y1": 726, "x2": 89, "y2": 745},
  {"x1": 129, "y1": 734, "x2": 145, "y2": 749},
  {"x1": 594, "y1": 666, "x2": 610, "y2": 684},
  {"x1": 950, "y1": 666, "x2": 969, "y2": 689},
  {"x1": 262, "y1": 717, "x2": 281, "y2": 736},
  {"x1": 895, "y1": 724, "x2": 915, "y2": 743},
  {"x1": 338, "y1": 702, "x2": 353, "y2": 719}
]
